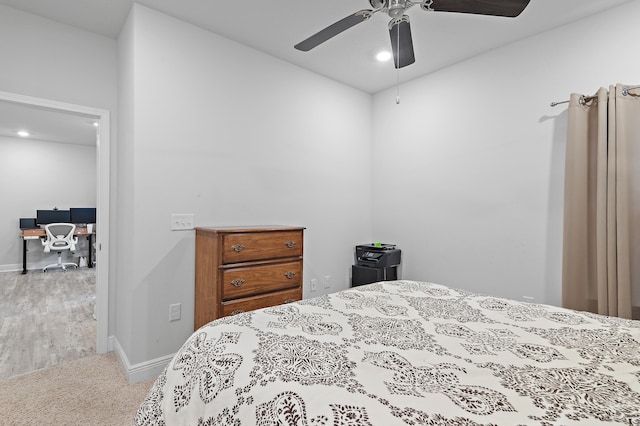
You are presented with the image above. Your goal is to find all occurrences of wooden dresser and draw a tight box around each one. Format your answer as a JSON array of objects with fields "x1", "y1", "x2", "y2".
[{"x1": 194, "y1": 226, "x2": 304, "y2": 329}]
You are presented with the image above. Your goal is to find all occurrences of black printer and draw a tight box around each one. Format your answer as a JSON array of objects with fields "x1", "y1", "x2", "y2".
[
  {"x1": 355, "y1": 243, "x2": 401, "y2": 268},
  {"x1": 352, "y1": 243, "x2": 401, "y2": 287}
]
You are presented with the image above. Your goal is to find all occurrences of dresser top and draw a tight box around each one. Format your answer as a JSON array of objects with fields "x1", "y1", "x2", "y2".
[{"x1": 195, "y1": 225, "x2": 305, "y2": 234}]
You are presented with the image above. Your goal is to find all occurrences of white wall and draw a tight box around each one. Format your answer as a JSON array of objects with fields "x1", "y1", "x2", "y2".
[
  {"x1": 371, "y1": 1, "x2": 640, "y2": 307},
  {"x1": 116, "y1": 5, "x2": 373, "y2": 368},
  {"x1": 115, "y1": 0, "x2": 137, "y2": 371},
  {"x1": 0, "y1": 5, "x2": 117, "y2": 111},
  {"x1": 0, "y1": 136, "x2": 96, "y2": 270}
]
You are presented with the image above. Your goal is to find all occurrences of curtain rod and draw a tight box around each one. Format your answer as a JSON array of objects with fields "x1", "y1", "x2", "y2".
[{"x1": 550, "y1": 85, "x2": 640, "y2": 107}]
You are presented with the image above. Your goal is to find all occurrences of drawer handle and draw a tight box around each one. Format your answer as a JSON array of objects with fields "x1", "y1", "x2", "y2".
[
  {"x1": 284, "y1": 241, "x2": 296, "y2": 248},
  {"x1": 230, "y1": 278, "x2": 245, "y2": 288},
  {"x1": 231, "y1": 244, "x2": 245, "y2": 253},
  {"x1": 231, "y1": 309, "x2": 245, "y2": 315},
  {"x1": 284, "y1": 271, "x2": 296, "y2": 279},
  {"x1": 284, "y1": 298, "x2": 296, "y2": 304}
]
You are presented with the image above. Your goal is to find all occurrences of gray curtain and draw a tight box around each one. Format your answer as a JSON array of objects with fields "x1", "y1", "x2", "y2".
[{"x1": 562, "y1": 84, "x2": 640, "y2": 320}]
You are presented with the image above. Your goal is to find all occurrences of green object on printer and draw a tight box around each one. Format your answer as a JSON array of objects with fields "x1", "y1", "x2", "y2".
[{"x1": 374, "y1": 242, "x2": 382, "y2": 247}]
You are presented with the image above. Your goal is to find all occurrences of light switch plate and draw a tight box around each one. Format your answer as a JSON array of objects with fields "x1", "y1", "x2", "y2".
[{"x1": 171, "y1": 214, "x2": 194, "y2": 230}]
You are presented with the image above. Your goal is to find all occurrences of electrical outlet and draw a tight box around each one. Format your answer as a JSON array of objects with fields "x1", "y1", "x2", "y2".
[
  {"x1": 171, "y1": 214, "x2": 194, "y2": 230},
  {"x1": 169, "y1": 303, "x2": 181, "y2": 321},
  {"x1": 324, "y1": 275, "x2": 331, "y2": 289},
  {"x1": 310, "y1": 279, "x2": 318, "y2": 292}
]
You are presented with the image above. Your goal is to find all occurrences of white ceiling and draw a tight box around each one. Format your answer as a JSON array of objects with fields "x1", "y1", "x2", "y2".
[
  {"x1": 0, "y1": 0, "x2": 633, "y2": 94},
  {"x1": 0, "y1": 0, "x2": 632, "y2": 145},
  {"x1": 0, "y1": 100, "x2": 97, "y2": 146}
]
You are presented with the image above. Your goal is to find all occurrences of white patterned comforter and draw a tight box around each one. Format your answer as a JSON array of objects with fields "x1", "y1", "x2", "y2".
[{"x1": 134, "y1": 280, "x2": 640, "y2": 425}]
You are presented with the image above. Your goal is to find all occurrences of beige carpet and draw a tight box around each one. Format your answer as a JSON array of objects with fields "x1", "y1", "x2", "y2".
[{"x1": 0, "y1": 352, "x2": 155, "y2": 426}]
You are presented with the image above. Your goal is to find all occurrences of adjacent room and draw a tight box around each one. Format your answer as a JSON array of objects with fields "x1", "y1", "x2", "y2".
[
  {"x1": 0, "y1": 0, "x2": 638, "y2": 424},
  {"x1": 0, "y1": 103, "x2": 98, "y2": 379}
]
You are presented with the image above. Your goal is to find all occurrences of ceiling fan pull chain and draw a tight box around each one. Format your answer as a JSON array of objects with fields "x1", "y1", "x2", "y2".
[
  {"x1": 420, "y1": 0, "x2": 434, "y2": 11},
  {"x1": 396, "y1": 22, "x2": 401, "y2": 104}
]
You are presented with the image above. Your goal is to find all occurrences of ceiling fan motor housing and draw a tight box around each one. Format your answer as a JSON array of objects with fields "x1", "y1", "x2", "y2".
[
  {"x1": 388, "y1": 0, "x2": 407, "y2": 17},
  {"x1": 370, "y1": 0, "x2": 408, "y2": 17}
]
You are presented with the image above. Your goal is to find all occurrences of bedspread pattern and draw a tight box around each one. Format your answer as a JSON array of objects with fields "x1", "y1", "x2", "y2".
[{"x1": 134, "y1": 281, "x2": 640, "y2": 425}]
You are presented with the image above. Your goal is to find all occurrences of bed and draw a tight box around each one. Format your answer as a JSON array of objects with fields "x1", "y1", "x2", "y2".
[{"x1": 133, "y1": 280, "x2": 640, "y2": 425}]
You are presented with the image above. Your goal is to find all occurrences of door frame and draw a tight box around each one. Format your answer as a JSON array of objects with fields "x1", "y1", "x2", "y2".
[{"x1": 0, "y1": 90, "x2": 110, "y2": 354}]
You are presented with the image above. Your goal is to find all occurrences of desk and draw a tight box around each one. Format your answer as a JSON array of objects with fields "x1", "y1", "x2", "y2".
[{"x1": 21, "y1": 227, "x2": 95, "y2": 274}]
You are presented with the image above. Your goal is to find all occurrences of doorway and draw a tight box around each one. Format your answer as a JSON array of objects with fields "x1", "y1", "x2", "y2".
[{"x1": 0, "y1": 90, "x2": 110, "y2": 355}]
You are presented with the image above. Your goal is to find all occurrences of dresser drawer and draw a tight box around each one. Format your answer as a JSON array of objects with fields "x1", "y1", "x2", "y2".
[
  {"x1": 222, "y1": 231, "x2": 303, "y2": 264},
  {"x1": 221, "y1": 261, "x2": 302, "y2": 300},
  {"x1": 221, "y1": 287, "x2": 302, "y2": 317}
]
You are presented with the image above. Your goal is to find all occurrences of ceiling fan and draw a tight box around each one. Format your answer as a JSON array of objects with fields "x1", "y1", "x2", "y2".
[{"x1": 295, "y1": 0, "x2": 531, "y2": 69}]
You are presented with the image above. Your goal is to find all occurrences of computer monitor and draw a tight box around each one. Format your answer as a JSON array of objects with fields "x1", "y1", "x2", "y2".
[
  {"x1": 70, "y1": 207, "x2": 96, "y2": 225},
  {"x1": 36, "y1": 209, "x2": 71, "y2": 225},
  {"x1": 19, "y1": 218, "x2": 38, "y2": 229}
]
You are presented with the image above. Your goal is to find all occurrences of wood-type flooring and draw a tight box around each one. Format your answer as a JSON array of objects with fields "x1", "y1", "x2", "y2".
[{"x1": 0, "y1": 268, "x2": 96, "y2": 380}]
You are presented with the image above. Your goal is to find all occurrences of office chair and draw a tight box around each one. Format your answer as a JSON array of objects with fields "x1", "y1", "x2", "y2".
[{"x1": 41, "y1": 223, "x2": 78, "y2": 272}]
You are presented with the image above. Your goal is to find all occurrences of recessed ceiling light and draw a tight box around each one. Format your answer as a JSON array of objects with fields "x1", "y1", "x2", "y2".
[
  {"x1": 17, "y1": 130, "x2": 29, "y2": 137},
  {"x1": 376, "y1": 51, "x2": 392, "y2": 62}
]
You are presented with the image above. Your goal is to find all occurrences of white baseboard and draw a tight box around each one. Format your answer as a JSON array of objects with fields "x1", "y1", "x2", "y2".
[
  {"x1": 0, "y1": 264, "x2": 22, "y2": 273},
  {"x1": 112, "y1": 337, "x2": 173, "y2": 384}
]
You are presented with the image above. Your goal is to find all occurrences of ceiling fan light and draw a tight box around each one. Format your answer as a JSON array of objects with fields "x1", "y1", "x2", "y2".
[{"x1": 376, "y1": 51, "x2": 392, "y2": 61}]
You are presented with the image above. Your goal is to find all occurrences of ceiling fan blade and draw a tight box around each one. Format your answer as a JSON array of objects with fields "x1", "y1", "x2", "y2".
[
  {"x1": 429, "y1": 0, "x2": 531, "y2": 17},
  {"x1": 295, "y1": 10, "x2": 374, "y2": 51},
  {"x1": 389, "y1": 15, "x2": 415, "y2": 69}
]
